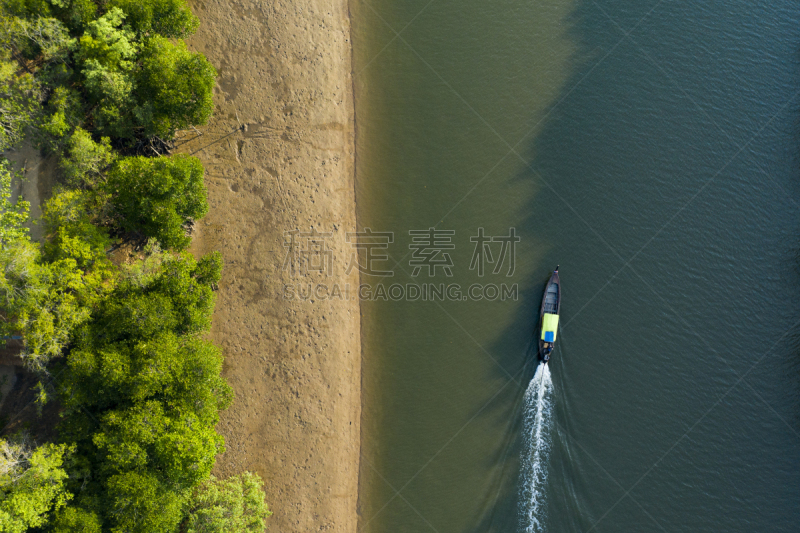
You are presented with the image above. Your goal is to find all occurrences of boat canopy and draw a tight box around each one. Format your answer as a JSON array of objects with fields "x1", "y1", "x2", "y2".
[{"x1": 540, "y1": 313, "x2": 559, "y2": 341}]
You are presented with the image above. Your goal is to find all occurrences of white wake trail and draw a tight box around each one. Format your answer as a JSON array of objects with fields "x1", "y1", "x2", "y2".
[{"x1": 519, "y1": 363, "x2": 554, "y2": 533}]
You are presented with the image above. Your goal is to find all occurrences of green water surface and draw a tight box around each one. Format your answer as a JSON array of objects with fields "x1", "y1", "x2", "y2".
[{"x1": 352, "y1": 1, "x2": 800, "y2": 531}]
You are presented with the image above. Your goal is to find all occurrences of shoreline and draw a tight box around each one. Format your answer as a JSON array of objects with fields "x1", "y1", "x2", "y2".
[
  {"x1": 347, "y1": 0, "x2": 366, "y2": 524},
  {"x1": 183, "y1": 0, "x2": 361, "y2": 530}
]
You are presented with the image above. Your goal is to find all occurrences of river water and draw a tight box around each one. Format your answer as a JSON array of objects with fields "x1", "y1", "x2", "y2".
[{"x1": 351, "y1": 1, "x2": 800, "y2": 531}]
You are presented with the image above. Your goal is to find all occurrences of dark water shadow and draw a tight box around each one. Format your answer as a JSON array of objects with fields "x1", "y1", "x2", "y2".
[
  {"x1": 461, "y1": 0, "x2": 628, "y2": 529},
  {"x1": 472, "y1": 1, "x2": 800, "y2": 532}
]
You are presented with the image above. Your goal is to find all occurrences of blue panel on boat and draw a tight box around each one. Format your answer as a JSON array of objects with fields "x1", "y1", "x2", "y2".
[{"x1": 544, "y1": 331, "x2": 554, "y2": 342}]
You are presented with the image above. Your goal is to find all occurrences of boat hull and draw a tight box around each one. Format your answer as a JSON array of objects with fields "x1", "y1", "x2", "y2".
[{"x1": 537, "y1": 269, "x2": 561, "y2": 362}]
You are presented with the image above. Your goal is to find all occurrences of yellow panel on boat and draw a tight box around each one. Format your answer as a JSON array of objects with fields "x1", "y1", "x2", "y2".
[{"x1": 540, "y1": 313, "x2": 559, "y2": 341}]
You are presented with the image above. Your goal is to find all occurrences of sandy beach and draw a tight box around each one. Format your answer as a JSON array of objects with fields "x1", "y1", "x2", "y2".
[{"x1": 182, "y1": 0, "x2": 361, "y2": 530}]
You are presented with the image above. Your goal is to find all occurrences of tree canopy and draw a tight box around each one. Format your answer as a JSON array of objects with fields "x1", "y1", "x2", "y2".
[
  {"x1": 0, "y1": 0, "x2": 270, "y2": 530},
  {"x1": 105, "y1": 154, "x2": 208, "y2": 249},
  {"x1": 108, "y1": 0, "x2": 198, "y2": 38},
  {"x1": 186, "y1": 473, "x2": 272, "y2": 533},
  {"x1": 55, "y1": 250, "x2": 231, "y2": 532},
  {"x1": 0, "y1": 49, "x2": 38, "y2": 152},
  {"x1": 0, "y1": 437, "x2": 73, "y2": 532},
  {"x1": 5, "y1": 0, "x2": 215, "y2": 144},
  {"x1": 134, "y1": 36, "x2": 215, "y2": 139}
]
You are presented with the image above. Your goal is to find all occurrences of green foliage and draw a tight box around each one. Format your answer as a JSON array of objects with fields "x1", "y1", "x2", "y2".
[
  {"x1": 42, "y1": 188, "x2": 112, "y2": 268},
  {"x1": 0, "y1": 0, "x2": 53, "y2": 22},
  {"x1": 50, "y1": 0, "x2": 99, "y2": 33},
  {"x1": 0, "y1": 4, "x2": 255, "y2": 533},
  {"x1": 186, "y1": 472, "x2": 271, "y2": 533},
  {"x1": 0, "y1": 239, "x2": 110, "y2": 372},
  {"x1": 105, "y1": 471, "x2": 185, "y2": 533},
  {"x1": 0, "y1": 50, "x2": 39, "y2": 151},
  {"x1": 0, "y1": 185, "x2": 113, "y2": 372},
  {"x1": 77, "y1": 7, "x2": 137, "y2": 138},
  {"x1": 0, "y1": 159, "x2": 30, "y2": 246},
  {"x1": 0, "y1": 15, "x2": 73, "y2": 150},
  {"x1": 5, "y1": 0, "x2": 95, "y2": 34},
  {"x1": 59, "y1": 128, "x2": 114, "y2": 186},
  {"x1": 0, "y1": 437, "x2": 73, "y2": 532},
  {"x1": 57, "y1": 251, "x2": 231, "y2": 532},
  {"x1": 1, "y1": 15, "x2": 74, "y2": 62},
  {"x1": 109, "y1": 0, "x2": 199, "y2": 38},
  {"x1": 106, "y1": 154, "x2": 208, "y2": 249},
  {"x1": 39, "y1": 86, "x2": 83, "y2": 147},
  {"x1": 51, "y1": 506, "x2": 102, "y2": 532},
  {"x1": 77, "y1": 8, "x2": 136, "y2": 71},
  {"x1": 135, "y1": 36, "x2": 215, "y2": 138},
  {"x1": 1, "y1": 245, "x2": 92, "y2": 372},
  {"x1": 62, "y1": 251, "x2": 225, "y2": 406},
  {"x1": 3, "y1": 0, "x2": 216, "y2": 144}
]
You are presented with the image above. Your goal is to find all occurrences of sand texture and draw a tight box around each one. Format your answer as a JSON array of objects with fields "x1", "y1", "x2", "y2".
[{"x1": 182, "y1": 1, "x2": 360, "y2": 530}]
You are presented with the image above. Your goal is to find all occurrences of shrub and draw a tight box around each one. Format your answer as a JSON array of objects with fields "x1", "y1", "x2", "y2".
[
  {"x1": 110, "y1": 0, "x2": 199, "y2": 38},
  {"x1": 186, "y1": 472, "x2": 272, "y2": 533},
  {"x1": 106, "y1": 154, "x2": 208, "y2": 249},
  {"x1": 134, "y1": 36, "x2": 215, "y2": 138},
  {"x1": 38, "y1": 86, "x2": 84, "y2": 147},
  {"x1": 0, "y1": 436, "x2": 73, "y2": 532},
  {"x1": 57, "y1": 251, "x2": 232, "y2": 532},
  {"x1": 59, "y1": 128, "x2": 115, "y2": 186},
  {"x1": 42, "y1": 188, "x2": 111, "y2": 266},
  {"x1": 0, "y1": 50, "x2": 39, "y2": 151},
  {"x1": 0, "y1": 183, "x2": 113, "y2": 372},
  {"x1": 1, "y1": 15, "x2": 74, "y2": 61},
  {"x1": 50, "y1": 0, "x2": 99, "y2": 33},
  {"x1": 51, "y1": 506, "x2": 102, "y2": 532},
  {"x1": 0, "y1": 159, "x2": 30, "y2": 245},
  {"x1": 77, "y1": 7, "x2": 137, "y2": 138},
  {"x1": 104, "y1": 471, "x2": 186, "y2": 533},
  {"x1": 0, "y1": 165, "x2": 105, "y2": 372}
]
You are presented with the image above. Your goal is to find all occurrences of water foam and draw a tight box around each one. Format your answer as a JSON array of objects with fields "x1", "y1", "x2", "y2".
[{"x1": 519, "y1": 363, "x2": 554, "y2": 533}]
